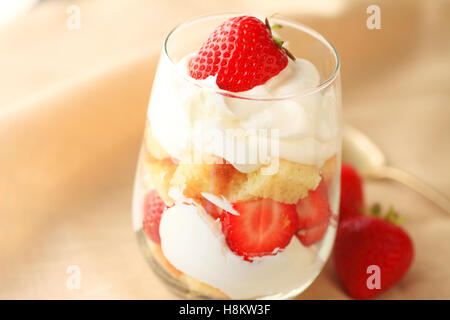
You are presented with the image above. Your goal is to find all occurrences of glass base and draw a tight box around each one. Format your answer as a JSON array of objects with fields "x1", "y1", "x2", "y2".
[
  {"x1": 136, "y1": 229, "x2": 219, "y2": 299},
  {"x1": 136, "y1": 229, "x2": 323, "y2": 300}
]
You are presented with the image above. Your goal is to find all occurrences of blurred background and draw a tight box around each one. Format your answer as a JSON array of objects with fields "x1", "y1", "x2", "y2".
[{"x1": 0, "y1": 0, "x2": 449, "y2": 299}]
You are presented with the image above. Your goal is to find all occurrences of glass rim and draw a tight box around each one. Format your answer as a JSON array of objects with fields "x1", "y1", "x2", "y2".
[{"x1": 163, "y1": 12, "x2": 340, "y2": 101}]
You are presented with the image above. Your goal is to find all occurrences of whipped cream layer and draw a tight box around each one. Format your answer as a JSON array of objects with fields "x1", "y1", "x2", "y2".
[
  {"x1": 160, "y1": 202, "x2": 323, "y2": 299},
  {"x1": 148, "y1": 52, "x2": 340, "y2": 171},
  {"x1": 144, "y1": 49, "x2": 340, "y2": 298}
]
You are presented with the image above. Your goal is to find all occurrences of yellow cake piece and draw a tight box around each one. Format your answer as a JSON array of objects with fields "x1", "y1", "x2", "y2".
[
  {"x1": 148, "y1": 239, "x2": 229, "y2": 299},
  {"x1": 320, "y1": 155, "x2": 338, "y2": 182},
  {"x1": 170, "y1": 152, "x2": 253, "y2": 203},
  {"x1": 149, "y1": 242, "x2": 182, "y2": 278},
  {"x1": 223, "y1": 170, "x2": 255, "y2": 203},
  {"x1": 145, "y1": 126, "x2": 171, "y2": 160},
  {"x1": 142, "y1": 151, "x2": 177, "y2": 205},
  {"x1": 245, "y1": 158, "x2": 321, "y2": 204},
  {"x1": 180, "y1": 275, "x2": 229, "y2": 299}
]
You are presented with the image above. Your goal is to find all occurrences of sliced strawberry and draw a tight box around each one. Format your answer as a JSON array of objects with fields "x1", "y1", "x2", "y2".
[
  {"x1": 296, "y1": 218, "x2": 329, "y2": 246},
  {"x1": 204, "y1": 200, "x2": 223, "y2": 220},
  {"x1": 221, "y1": 199, "x2": 298, "y2": 261},
  {"x1": 296, "y1": 180, "x2": 331, "y2": 230},
  {"x1": 142, "y1": 190, "x2": 167, "y2": 243}
]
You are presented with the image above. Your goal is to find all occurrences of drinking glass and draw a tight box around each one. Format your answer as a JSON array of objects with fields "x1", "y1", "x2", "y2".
[{"x1": 132, "y1": 13, "x2": 341, "y2": 299}]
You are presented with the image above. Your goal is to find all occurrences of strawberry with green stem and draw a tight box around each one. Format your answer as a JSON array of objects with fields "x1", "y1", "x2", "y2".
[
  {"x1": 333, "y1": 205, "x2": 414, "y2": 299},
  {"x1": 189, "y1": 15, "x2": 295, "y2": 92}
]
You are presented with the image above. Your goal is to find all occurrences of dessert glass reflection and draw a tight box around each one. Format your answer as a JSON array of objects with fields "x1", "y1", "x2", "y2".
[{"x1": 132, "y1": 14, "x2": 341, "y2": 299}]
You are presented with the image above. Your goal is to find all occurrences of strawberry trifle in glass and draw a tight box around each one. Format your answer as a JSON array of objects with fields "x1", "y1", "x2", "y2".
[{"x1": 132, "y1": 14, "x2": 341, "y2": 299}]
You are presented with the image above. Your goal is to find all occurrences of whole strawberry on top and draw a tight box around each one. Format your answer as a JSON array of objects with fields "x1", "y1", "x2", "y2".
[
  {"x1": 333, "y1": 207, "x2": 414, "y2": 299},
  {"x1": 189, "y1": 15, "x2": 292, "y2": 92}
]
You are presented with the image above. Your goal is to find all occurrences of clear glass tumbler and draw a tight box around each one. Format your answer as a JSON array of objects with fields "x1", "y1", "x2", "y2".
[{"x1": 132, "y1": 13, "x2": 341, "y2": 299}]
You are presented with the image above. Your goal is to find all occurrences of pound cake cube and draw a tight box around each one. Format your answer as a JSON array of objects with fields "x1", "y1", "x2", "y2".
[
  {"x1": 320, "y1": 155, "x2": 338, "y2": 182},
  {"x1": 223, "y1": 171, "x2": 255, "y2": 203},
  {"x1": 143, "y1": 151, "x2": 177, "y2": 205},
  {"x1": 145, "y1": 125, "x2": 171, "y2": 160},
  {"x1": 149, "y1": 242, "x2": 182, "y2": 278},
  {"x1": 180, "y1": 274, "x2": 229, "y2": 299},
  {"x1": 170, "y1": 152, "x2": 253, "y2": 203},
  {"x1": 169, "y1": 153, "x2": 223, "y2": 201},
  {"x1": 246, "y1": 158, "x2": 321, "y2": 204}
]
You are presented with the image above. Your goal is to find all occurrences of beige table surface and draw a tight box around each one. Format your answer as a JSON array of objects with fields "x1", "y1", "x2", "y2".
[{"x1": 0, "y1": 0, "x2": 449, "y2": 299}]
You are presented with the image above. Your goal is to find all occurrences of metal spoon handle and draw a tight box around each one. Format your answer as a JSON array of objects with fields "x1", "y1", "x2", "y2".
[{"x1": 367, "y1": 166, "x2": 450, "y2": 214}]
